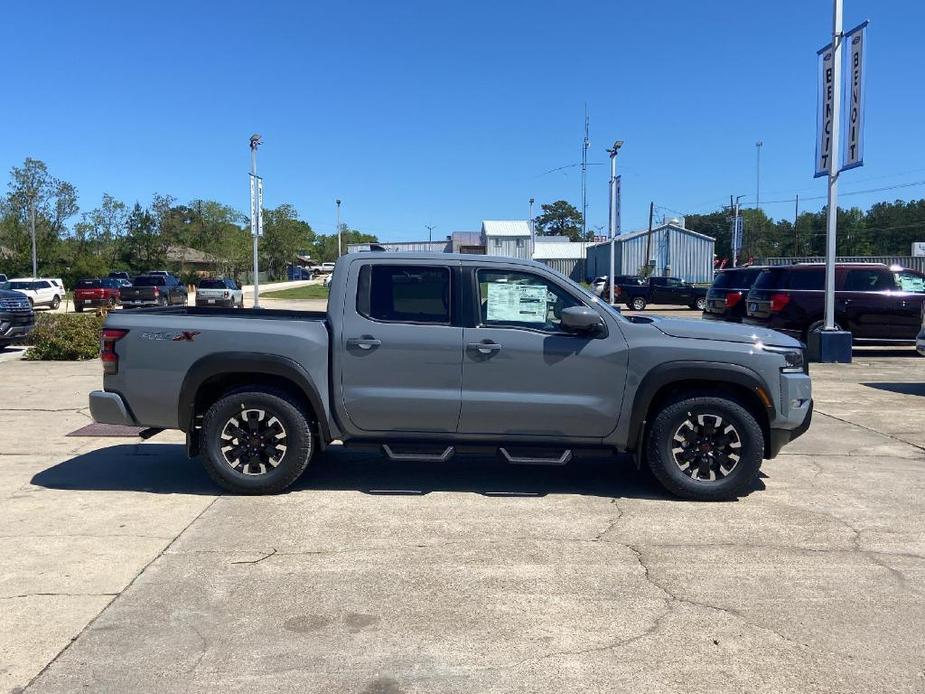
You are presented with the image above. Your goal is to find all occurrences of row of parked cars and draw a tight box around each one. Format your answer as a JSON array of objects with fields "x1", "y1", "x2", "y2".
[
  {"x1": 590, "y1": 275, "x2": 708, "y2": 311},
  {"x1": 72, "y1": 272, "x2": 245, "y2": 310}
]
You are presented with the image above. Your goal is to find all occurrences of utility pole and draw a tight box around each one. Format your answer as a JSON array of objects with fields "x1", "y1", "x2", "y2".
[
  {"x1": 336, "y1": 199, "x2": 342, "y2": 257},
  {"x1": 644, "y1": 201, "x2": 655, "y2": 275},
  {"x1": 824, "y1": 0, "x2": 842, "y2": 332},
  {"x1": 606, "y1": 140, "x2": 623, "y2": 304},
  {"x1": 755, "y1": 141, "x2": 763, "y2": 212},
  {"x1": 249, "y1": 134, "x2": 262, "y2": 309},
  {"x1": 425, "y1": 224, "x2": 437, "y2": 245},
  {"x1": 794, "y1": 193, "x2": 800, "y2": 256},
  {"x1": 580, "y1": 105, "x2": 590, "y2": 240}
]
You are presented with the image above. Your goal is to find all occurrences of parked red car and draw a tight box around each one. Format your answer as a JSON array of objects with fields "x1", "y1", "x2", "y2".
[{"x1": 73, "y1": 278, "x2": 121, "y2": 312}]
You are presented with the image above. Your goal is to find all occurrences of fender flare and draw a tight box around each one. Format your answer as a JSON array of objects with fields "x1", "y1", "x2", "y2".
[
  {"x1": 626, "y1": 361, "x2": 776, "y2": 453},
  {"x1": 177, "y1": 352, "x2": 331, "y2": 442}
]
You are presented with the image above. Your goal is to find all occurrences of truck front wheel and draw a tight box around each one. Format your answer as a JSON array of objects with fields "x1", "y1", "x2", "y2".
[
  {"x1": 645, "y1": 394, "x2": 763, "y2": 501},
  {"x1": 630, "y1": 297, "x2": 647, "y2": 311},
  {"x1": 200, "y1": 386, "x2": 314, "y2": 494}
]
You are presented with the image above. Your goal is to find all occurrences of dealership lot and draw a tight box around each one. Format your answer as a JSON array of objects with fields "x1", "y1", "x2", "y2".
[{"x1": 1, "y1": 343, "x2": 923, "y2": 693}]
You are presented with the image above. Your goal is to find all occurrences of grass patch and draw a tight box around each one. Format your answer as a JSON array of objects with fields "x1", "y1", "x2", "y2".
[
  {"x1": 261, "y1": 284, "x2": 329, "y2": 300},
  {"x1": 24, "y1": 313, "x2": 105, "y2": 361}
]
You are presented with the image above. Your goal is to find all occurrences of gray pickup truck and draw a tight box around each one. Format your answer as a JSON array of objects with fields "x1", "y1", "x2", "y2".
[{"x1": 89, "y1": 252, "x2": 812, "y2": 501}]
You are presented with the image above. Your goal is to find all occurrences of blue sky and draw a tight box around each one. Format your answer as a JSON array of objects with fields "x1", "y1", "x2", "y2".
[{"x1": 1, "y1": 1, "x2": 922, "y2": 241}]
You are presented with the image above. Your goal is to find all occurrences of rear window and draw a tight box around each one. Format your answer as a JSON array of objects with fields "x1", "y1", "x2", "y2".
[
  {"x1": 134, "y1": 276, "x2": 165, "y2": 287},
  {"x1": 75, "y1": 279, "x2": 101, "y2": 289},
  {"x1": 712, "y1": 268, "x2": 760, "y2": 290},
  {"x1": 357, "y1": 265, "x2": 450, "y2": 324},
  {"x1": 752, "y1": 270, "x2": 784, "y2": 291},
  {"x1": 198, "y1": 279, "x2": 226, "y2": 289}
]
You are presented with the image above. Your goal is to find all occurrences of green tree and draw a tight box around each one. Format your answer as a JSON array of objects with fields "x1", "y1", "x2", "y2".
[
  {"x1": 261, "y1": 204, "x2": 316, "y2": 279},
  {"x1": 311, "y1": 225, "x2": 378, "y2": 262},
  {"x1": 1, "y1": 158, "x2": 78, "y2": 275},
  {"x1": 533, "y1": 200, "x2": 585, "y2": 241},
  {"x1": 121, "y1": 202, "x2": 168, "y2": 271}
]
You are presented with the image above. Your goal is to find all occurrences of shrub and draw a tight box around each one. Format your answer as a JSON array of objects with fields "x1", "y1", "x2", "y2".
[{"x1": 24, "y1": 313, "x2": 106, "y2": 361}]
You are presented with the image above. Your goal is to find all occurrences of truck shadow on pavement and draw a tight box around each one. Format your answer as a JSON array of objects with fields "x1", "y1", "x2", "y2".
[
  {"x1": 861, "y1": 382, "x2": 925, "y2": 397},
  {"x1": 31, "y1": 443, "x2": 766, "y2": 500}
]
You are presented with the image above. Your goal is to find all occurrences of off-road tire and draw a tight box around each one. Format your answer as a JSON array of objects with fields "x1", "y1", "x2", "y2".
[
  {"x1": 201, "y1": 386, "x2": 314, "y2": 494},
  {"x1": 645, "y1": 393, "x2": 764, "y2": 501}
]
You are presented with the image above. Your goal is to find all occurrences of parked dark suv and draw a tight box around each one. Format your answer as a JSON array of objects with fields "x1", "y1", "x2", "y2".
[
  {"x1": 703, "y1": 266, "x2": 767, "y2": 323},
  {"x1": 744, "y1": 263, "x2": 925, "y2": 343}
]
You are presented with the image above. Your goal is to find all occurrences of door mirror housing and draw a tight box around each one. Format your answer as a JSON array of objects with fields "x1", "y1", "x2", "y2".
[{"x1": 560, "y1": 306, "x2": 605, "y2": 336}]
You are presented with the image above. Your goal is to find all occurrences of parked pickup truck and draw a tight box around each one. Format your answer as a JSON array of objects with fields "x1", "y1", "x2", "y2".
[
  {"x1": 73, "y1": 278, "x2": 122, "y2": 311},
  {"x1": 120, "y1": 274, "x2": 188, "y2": 308},
  {"x1": 617, "y1": 276, "x2": 709, "y2": 311},
  {"x1": 89, "y1": 253, "x2": 812, "y2": 501}
]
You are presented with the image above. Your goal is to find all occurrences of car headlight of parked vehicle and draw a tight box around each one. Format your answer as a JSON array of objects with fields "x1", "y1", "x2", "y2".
[{"x1": 757, "y1": 343, "x2": 806, "y2": 373}]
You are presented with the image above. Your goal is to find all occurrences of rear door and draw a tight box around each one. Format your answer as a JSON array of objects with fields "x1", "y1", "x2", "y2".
[
  {"x1": 890, "y1": 269, "x2": 925, "y2": 339},
  {"x1": 457, "y1": 266, "x2": 628, "y2": 438},
  {"x1": 339, "y1": 261, "x2": 464, "y2": 433},
  {"x1": 840, "y1": 267, "x2": 896, "y2": 339}
]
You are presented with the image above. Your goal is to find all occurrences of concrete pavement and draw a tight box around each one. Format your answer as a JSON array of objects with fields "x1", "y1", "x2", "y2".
[{"x1": 1, "y1": 350, "x2": 923, "y2": 692}]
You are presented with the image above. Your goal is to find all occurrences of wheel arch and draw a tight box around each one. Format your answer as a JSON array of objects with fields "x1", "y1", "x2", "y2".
[
  {"x1": 178, "y1": 352, "x2": 331, "y2": 451},
  {"x1": 627, "y1": 362, "x2": 776, "y2": 460}
]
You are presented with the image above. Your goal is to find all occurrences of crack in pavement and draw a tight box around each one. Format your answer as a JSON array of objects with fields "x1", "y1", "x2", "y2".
[
  {"x1": 0, "y1": 592, "x2": 119, "y2": 601},
  {"x1": 230, "y1": 547, "x2": 278, "y2": 565},
  {"x1": 814, "y1": 409, "x2": 925, "y2": 455}
]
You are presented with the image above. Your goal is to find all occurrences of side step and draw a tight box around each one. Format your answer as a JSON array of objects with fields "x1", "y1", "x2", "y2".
[
  {"x1": 499, "y1": 447, "x2": 572, "y2": 466},
  {"x1": 381, "y1": 444, "x2": 455, "y2": 463}
]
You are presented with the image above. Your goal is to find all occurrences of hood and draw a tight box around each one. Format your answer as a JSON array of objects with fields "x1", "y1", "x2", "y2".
[{"x1": 649, "y1": 317, "x2": 801, "y2": 348}]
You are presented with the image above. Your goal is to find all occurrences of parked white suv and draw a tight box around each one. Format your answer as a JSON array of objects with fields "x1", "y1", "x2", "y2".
[{"x1": 7, "y1": 278, "x2": 64, "y2": 309}]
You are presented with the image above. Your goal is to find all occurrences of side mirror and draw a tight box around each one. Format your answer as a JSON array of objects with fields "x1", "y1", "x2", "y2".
[{"x1": 560, "y1": 306, "x2": 605, "y2": 336}]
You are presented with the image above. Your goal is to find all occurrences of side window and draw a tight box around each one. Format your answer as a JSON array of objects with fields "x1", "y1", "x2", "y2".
[
  {"x1": 895, "y1": 271, "x2": 925, "y2": 293},
  {"x1": 788, "y1": 270, "x2": 824, "y2": 290},
  {"x1": 493, "y1": 238, "x2": 502, "y2": 248},
  {"x1": 515, "y1": 238, "x2": 525, "y2": 248},
  {"x1": 357, "y1": 265, "x2": 450, "y2": 324},
  {"x1": 844, "y1": 269, "x2": 894, "y2": 292},
  {"x1": 477, "y1": 269, "x2": 581, "y2": 333},
  {"x1": 665, "y1": 278, "x2": 683, "y2": 287}
]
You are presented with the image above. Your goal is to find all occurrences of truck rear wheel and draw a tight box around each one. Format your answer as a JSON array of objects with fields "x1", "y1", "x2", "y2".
[
  {"x1": 645, "y1": 394, "x2": 763, "y2": 501},
  {"x1": 200, "y1": 386, "x2": 314, "y2": 494}
]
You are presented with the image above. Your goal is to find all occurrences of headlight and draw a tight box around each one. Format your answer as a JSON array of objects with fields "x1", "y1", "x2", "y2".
[{"x1": 759, "y1": 343, "x2": 805, "y2": 373}]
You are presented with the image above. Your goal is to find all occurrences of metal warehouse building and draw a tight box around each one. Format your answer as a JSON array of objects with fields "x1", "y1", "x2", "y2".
[
  {"x1": 533, "y1": 238, "x2": 590, "y2": 281},
  {"x1": 585, "y1": 222, "x2": 715, "y2": 283}
]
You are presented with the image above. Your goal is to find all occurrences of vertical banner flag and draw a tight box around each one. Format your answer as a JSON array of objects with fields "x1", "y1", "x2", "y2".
[
  {"x1": 841, "y1": 21, "x2": 868, "y2": 171},
  {"x1": 256, "y1": 177, "x2": 265, "y2": 237},
  {"x1": 815, "y1": 43, "x2": 835, "y2": 177},
  {"x1": 734, "y1": 217, "x2": 744, "y2": 259},
  {"x1": 249, "y1": 174, "x2": 257, "y2": 235},
  {"x1": 614, "y1": 175, "x2": 622, "y2": 235}
]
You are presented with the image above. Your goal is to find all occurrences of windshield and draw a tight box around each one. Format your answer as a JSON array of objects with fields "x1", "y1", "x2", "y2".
[{"x1": 134, "y1": 276, "x2": 165, "y2": 287}]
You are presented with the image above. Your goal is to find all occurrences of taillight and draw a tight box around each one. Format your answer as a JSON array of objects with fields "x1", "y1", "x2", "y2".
[
  {"x1": 725, "y1": 291, "x2": 743, "y2": 309},
  {"x1": 770, "y1": 292, "x2": 791, "y2": 313},
  {"x1": 100, "y1": 329, "x2": 128, "y2": 375}
]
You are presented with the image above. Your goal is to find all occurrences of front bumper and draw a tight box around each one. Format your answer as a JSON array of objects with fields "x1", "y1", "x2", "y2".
[
  {"x1": 0, "y1": 312, "x2": 35, "y2": 342},
  {"x1": 769, "y1": 403, "x2": 813, "y2": 458},
  {"x1": 89, "y1": 390, "x2": 137, "y2": 426}
]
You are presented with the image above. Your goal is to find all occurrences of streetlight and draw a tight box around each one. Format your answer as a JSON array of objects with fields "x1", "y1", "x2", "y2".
[
  {"x1": 425, "y1": 224, "x2": 437, "y2": 244},
  {"x1": 529, "y1": 198, "x2": 535, "y2": 253},
  {"x1": 606, "y1": 140, "x2": 624, "y2": 305},
  {"x1": 755, "y1": 140, "x2": 763, "y2": 211},
  {"x1": 249, "y1": 133, "x2": 262, "y2": 308},
  {"x1": 336, "y1": 199, "x2": 342, "y2": 256}
]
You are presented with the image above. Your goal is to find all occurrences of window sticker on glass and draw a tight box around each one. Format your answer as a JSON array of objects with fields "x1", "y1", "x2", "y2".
[{"x1": 486, "y1": 282, "x2": 548, "y2": 323}]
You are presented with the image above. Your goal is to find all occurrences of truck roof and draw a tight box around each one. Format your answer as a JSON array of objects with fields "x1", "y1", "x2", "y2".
[{"x1": 338, "y1": 251, "x2": 547, "y2": 269}]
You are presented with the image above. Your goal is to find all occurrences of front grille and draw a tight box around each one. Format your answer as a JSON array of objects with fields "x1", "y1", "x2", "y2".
[{"x1": 0, "y1": 297, "x2": 31, "y2": 312}]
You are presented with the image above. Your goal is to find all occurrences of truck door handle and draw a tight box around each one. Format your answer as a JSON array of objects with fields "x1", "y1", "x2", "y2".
[
  {"x1": 347, "y1": 337, "x2": 382, "y2": 350},
  {"x1": 467, "y1": 341, "x2": 502, "y2": 355}
]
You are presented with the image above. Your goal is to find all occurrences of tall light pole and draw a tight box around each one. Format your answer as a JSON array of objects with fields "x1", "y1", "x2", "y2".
[
  {"x1": 336, "y1": 199, "x2": 342, "y2": 256},
  {"x1": 606, "y1": 140, "x2": 624, "y2": 305},
  {"x1": 755, "y1": 140, "x2": 763, "y2": 211},
  {"x1": 29, "y1": 194, "x2": 37, "y2": 278},
  {"x1": 823, "y1": 0, "x2": 843, "y2": 333},
  {"x1": 249, "y1": 133, "x2": 262, "y2": 309},
  {"x1": 425, "y1": 224, "x2": 437, "y2": 245},
  {"x1": 528, "y1": 197, "x2": 535, "y2": 248}
]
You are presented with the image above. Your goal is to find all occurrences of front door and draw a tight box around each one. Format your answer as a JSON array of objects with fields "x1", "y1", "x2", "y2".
[
  {"x1": 458, "y1": 267, "x2": 628, "y2": 438},
  {"x1": 340, "y1": 262, "x2": 463, "y2": 433}
]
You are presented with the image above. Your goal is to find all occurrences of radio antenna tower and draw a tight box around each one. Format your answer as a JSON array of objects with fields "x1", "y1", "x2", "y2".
[{"x1": 580, "y1": 105, "x2": 590, "y2": 240}]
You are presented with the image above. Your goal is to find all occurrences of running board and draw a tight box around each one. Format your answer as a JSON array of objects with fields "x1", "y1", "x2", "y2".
[
  {"x1": 499, "y1": 447, "x2": 573, "y2": 466},
  {"x1": 381, "y1": 444, "x2": 455, "y2": 463}
]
